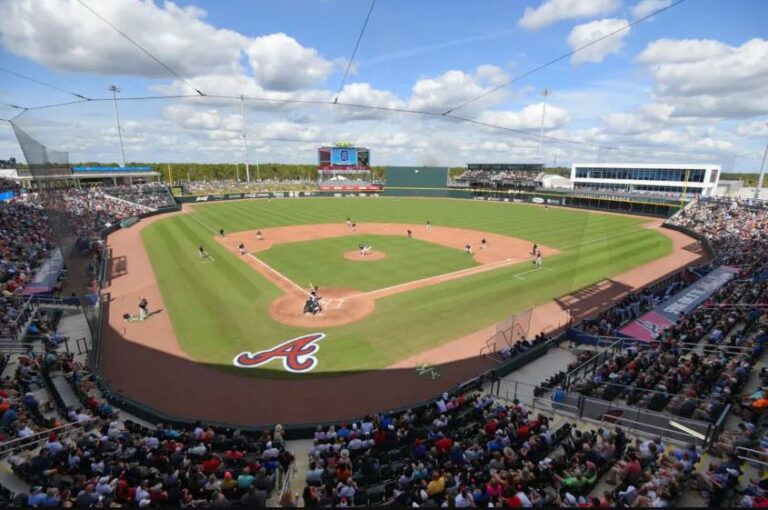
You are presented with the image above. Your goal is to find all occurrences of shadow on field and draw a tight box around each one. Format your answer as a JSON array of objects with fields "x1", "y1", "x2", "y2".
[
  {"x1": 98, "y1": 300, "x2": 497, "y2": 429},
  {"x1": 554, "y1": 279, "x2": 635, "y2": 319}
]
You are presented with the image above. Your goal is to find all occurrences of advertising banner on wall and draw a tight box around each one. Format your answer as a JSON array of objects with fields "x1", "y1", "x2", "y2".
[{"x1": 619, "y1": 265, "x2": 739, "y2": 341}]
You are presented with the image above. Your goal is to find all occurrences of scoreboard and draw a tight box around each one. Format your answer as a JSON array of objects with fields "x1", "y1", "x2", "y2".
[{"x1": 318, "y1": 147, "x2": 370, "y2": 169}]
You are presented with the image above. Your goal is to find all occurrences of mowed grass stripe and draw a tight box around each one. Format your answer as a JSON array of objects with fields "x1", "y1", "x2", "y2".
[
  {"x1": 139, "y1": 198, "x2": 672, "y2": 372},
  {"x1": 190, "y1": 198, "x2": 640, "y2": 251}
]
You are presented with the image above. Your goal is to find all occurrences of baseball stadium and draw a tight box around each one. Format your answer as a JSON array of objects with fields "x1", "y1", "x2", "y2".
[{"x1": 0, "y1": 0, "x2": 767, "y2": 507}]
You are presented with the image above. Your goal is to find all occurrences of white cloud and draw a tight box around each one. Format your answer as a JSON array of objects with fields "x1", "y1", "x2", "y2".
[
  {"x1": 245, "y1": 33, "x2": 333, "y2": 91},
  {"x1": 637, "y1": 38, "x2": 768, "y2": 118},
  {"x1": 480, "y1": 103, "x2": 571, "y2": 130},
  {"x1": 407, "y1": 66, "x2": 509, "y2": 115},
  {"x1": 568, "y1": 18, "x2": 631, "y2": 64},
  {"x1": 0, "y1": 0, "x2": 334, "y2": 94},
  {"x1": 631, "y1": 0, "x2": 672, "y2": 19},
  {"x1": 0, "y1": 0, "x2": 247, "y2": 79},
  {"x1": 737, "y1": 120, "x2": 768, "y2": 137},
  {"x1": 519, "y1": 0, "x2": 620, "y2": 30}
]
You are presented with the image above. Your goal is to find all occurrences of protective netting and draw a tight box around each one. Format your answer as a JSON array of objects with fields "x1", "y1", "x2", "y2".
[{"x1": 11, "y1": 122, "x2": 69, "y2": 175}]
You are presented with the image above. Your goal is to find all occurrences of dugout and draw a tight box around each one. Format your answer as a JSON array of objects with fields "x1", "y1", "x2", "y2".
[{"x1": 384, "y1": 166, "x2": 447, "y2": 196}]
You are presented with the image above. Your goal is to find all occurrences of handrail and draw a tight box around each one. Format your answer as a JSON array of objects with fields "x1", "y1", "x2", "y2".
[
  {"x1": 0, "y1": 419, "x2": 93, "y2": 457},
  {"x1": 277, "y1": 459, "x2": 296, "y2": 505}
]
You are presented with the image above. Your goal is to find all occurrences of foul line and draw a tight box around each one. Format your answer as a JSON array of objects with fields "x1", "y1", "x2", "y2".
[
  {"x1": 354, "y1": 253, "x2": 533, "y2": 300},
  {"x1": 246, "y1": 253, "x2": 308, "y2": 295},
  {"x1": 513, "y1": 267, "x2": 553, "y2": 280},
  {"x1": 185, "y1": 210, "x2": 308, "y2": 295}
]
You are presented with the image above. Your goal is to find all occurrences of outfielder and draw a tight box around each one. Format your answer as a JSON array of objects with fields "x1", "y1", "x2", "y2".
[
  {"x1": 426, "y1": 220, "x2": 432, "y2": 231},
  {"x1": 198, "y1": 245, "x2": 209, "y2": 260}
]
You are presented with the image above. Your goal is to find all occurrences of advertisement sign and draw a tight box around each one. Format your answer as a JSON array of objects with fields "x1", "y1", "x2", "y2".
[
  {"x1": 532, "y1": 197, "x2": 545, "y2": 204},
  {"x1": 619, "y1": 265, "x2": 739, "y2": 341}
]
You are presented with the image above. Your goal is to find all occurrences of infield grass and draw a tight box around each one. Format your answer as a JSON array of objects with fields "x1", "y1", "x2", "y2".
[
  {"x1": 255, "y1": 234, "x2": 477, "y2": 292},
  {"x1": 141, "y1": 198, "x2": 673, "y2": 374}
]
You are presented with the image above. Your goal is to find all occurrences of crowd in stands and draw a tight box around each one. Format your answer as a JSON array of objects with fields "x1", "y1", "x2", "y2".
[
  {"x1": 0, "y1": 193, "x2": 56, "y2": 339},
  {"x1": 41, "y1": 189, "x2": 146, "y2": 242},
  {"x1": 101, "y1": 183, "x2": 176, "y2": 210},
  {"x1": 0, "y1": 158, "x2": 18, "y2": 170},
  {"x1": 567, "y1": 198, "x2": 768, "y2": 423},
  {"x1": 570, "y1": 186, "x2": 700, "y2": 201},
  {"x1": 182, "y1": 179, "x2": 317, "y2": 196},
  {"x1": 454, "y1": 170, "x2": 544, "y2": 189}
]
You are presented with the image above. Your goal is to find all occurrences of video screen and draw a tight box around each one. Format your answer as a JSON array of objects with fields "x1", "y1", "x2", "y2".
[{"x1": 331, "y1": 147, "x2": 358, "y2": 166}]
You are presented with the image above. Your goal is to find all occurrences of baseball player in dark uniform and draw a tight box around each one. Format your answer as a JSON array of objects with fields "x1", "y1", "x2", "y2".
[{"x1": 138, "y1": 297, "x2": 149, "y2": 321}]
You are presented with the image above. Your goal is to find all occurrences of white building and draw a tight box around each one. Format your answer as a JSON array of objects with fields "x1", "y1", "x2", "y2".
[
  {"x1": 540, "y1": 174, "x2": 572, "y2": 190},
  {"x1": 570, "y1": 163, "x2": 721, "y2": 197}
]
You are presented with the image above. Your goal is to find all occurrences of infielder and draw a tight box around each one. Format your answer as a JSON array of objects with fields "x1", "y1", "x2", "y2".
[
  {"x1": 426, "y1": 220, "x2": 432, "y2": 231},
  {"x1": 198, "y1": 245, "x2": 209, "y2": 260},
  {"x1": 480, "y1": 238, "x2": 487, "y2": 250},
  {"x1": 534, "y1": 249, "x2": 542, "y2": 267},
  {"x1": 238, "y1": 243, "x2": 246, "y2": 256},
  {"x1": 465, "y1": 244, "x2": 473, "y2": 255},
  {"x1": 138, "y1": 297, "x2": 149, "y2": 321},
  {"x1": 256, "y1": 231, "x2": 264, "y2": 241}
]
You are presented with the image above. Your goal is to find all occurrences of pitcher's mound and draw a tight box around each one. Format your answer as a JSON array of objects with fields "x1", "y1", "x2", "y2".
[
  {"x1": 343, "y1": 250, "x2": 386, "y2": 261},
  {"x1": 269, "y1": 288, "x2": 375, "y2": 327}
]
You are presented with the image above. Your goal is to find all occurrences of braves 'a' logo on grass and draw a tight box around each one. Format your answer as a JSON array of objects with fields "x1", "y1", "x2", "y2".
[{"x1": 233, "y1": 333, "x2": 325, "y2": 372}]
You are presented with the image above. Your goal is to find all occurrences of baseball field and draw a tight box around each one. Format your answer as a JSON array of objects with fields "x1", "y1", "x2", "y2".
[{"x1": 135, "y1": 197, "x2": 673, "y2": 374}]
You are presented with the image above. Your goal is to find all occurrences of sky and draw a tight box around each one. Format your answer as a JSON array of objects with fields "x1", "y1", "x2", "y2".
[{"x1": 0, "y1": 0, "x2": 767, "y2": 170}]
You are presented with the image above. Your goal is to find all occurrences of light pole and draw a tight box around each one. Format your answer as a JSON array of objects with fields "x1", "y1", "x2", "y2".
[
  {"x1": 538, "y1": 89, "x2": 549, "y2": 165},
  {"x1": 756, "y1": 122, "x2": 768, "y2": 200},
  {"x1": 109, "y1": 85, "x2": 127, "y2": 167},
  {"x1": 240, "y1": 95, "x2": 251, "y2": 183}
]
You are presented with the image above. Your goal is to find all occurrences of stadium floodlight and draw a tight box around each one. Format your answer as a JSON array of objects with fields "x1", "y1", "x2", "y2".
[
  {"x1": 756, "y1": 123, "x2": 768, "y2": 200},
  {"x1": 108, "y1": 85, "x2": 127, "y2": 167},
  {"x1": 239, "y1": 95, "x2": 250, "y2": 183},
  {"x1": 538, "y1": 89, "x2": 549, "y2": 166}
]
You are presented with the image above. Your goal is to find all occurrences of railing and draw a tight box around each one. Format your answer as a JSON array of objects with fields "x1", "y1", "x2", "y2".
[
  {"x1": 0, "y1": 297, "x2": 38, "y2": 343},
  {"x1": 0, "y1": 420, "x2": 93, "y2": 457},
  {"x1": 736, "y1": 445, "x2": 768, "y2": 468},
  {"x1": 277, "y1": 459, "x2": 296, "y2": 506},
  {"x1": 495, "y1": 379, "x2": 719, "y2": 447}
]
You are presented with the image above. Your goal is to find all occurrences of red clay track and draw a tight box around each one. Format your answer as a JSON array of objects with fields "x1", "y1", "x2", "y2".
[{"x1": 99, "y1": 209, "x2": 704, "y2": 427}]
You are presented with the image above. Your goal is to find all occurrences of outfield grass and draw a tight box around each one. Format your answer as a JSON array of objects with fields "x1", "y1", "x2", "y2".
[
  {"x1": 141, "y1": 198, "x2": 673, "y2": 374},
  {"x1": 256, "y1": 234, "x2": 477, "y2": 292}
]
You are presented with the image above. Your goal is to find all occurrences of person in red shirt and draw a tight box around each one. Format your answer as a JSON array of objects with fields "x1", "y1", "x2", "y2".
[
  {"x1": 435, "y1": 434, "x2": 454, "y2": 454},
  {"x1": 201, "y1": 454, "x2": 222, "y2": 474},
  {"x1": 485, "y1": 418, "x2": 499, "y2": 436}
]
